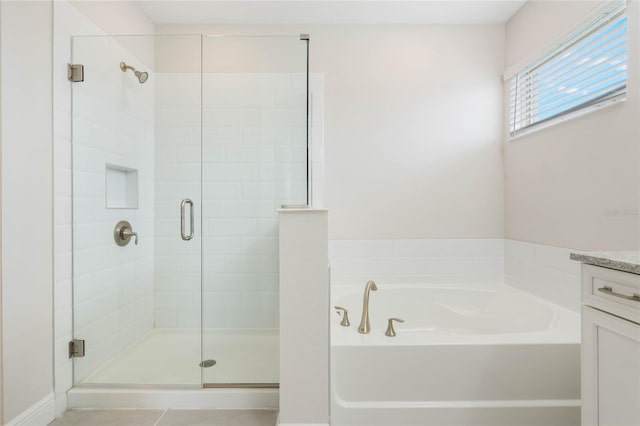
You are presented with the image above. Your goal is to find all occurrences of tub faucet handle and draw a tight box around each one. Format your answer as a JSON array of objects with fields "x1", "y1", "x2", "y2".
[
  {"x1": 385, "y1": 318, "x2": 404, "y2": 337},
  {"x1": 334, "y1": 306, "x2": 351, "y2": 327}
]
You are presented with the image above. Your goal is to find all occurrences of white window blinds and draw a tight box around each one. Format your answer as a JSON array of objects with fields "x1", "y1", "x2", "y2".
[{"x1": 508, "y1": 1, "x2": 627, "y2": 138}]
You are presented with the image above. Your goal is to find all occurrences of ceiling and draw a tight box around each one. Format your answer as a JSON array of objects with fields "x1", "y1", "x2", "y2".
[{"x1": 135, "y1": 0, "x2": 527, "y2": 25}]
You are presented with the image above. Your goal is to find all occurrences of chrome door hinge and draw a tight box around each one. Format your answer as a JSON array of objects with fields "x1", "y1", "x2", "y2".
[
  {"x1": 69, "y1": 339, "x2": 85, "y2": 358},
  {"x1": 67, "y1": 63, "x2": 84, "y2": 82}
]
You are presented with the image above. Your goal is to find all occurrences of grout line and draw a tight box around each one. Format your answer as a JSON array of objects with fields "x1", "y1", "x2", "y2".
[{"x1": 153, "y1": 408, "x2": 168, "y2": 426}]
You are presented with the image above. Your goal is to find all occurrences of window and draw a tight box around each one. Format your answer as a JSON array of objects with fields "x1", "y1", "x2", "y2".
[{"x1": 508, "y1": 1, "x2": 627, "y2": 138}]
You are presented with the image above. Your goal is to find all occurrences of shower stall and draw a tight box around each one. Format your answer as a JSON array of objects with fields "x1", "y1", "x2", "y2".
[{"x1": 70, "y1": 34, "x2": 309, "y2": 388}]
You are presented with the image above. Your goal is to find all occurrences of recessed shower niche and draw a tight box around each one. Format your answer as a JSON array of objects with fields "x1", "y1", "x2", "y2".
[{"x1": 105, "y1": 164, "x2": 139, "y2": 209}]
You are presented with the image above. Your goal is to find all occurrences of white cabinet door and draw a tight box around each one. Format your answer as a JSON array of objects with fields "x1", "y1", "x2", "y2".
[{"x1": 582, "y1": 306, "x2": 640, "y2": 426}]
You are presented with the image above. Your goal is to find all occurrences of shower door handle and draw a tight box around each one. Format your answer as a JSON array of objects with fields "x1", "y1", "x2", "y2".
[{"x1": 181, "y1": 198, "x2": 194, "y2": 241}]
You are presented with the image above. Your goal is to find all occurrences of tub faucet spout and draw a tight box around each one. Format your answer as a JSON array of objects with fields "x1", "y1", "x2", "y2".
[{"x1": 358, "y1": 280, "x2": 378, "y2": 334}]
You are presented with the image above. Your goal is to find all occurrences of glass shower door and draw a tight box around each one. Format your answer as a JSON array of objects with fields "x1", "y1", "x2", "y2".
[
  {"x1": 71, "y1": 34, "x2": 203, "y2": 386},
  {"x1": 70, "y1": 33, "x2": 308, "y2": 388},
  {"x1": 200, "y1": 35, "x2": 309, "y2": 386}
]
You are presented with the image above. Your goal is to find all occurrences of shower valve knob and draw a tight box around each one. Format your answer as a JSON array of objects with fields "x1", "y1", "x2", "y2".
[{"x1": 114, "y1": 220, "x2": 138, "y2": 246}]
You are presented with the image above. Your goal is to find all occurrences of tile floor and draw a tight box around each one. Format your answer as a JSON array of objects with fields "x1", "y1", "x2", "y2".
[{"x1": 48, "y1": 409, "x2": 278, "y2": 426}]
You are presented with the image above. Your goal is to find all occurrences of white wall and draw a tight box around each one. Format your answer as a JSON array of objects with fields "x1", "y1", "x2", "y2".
[
  {"x1": 501, "y1": 0, "x2": 640, "y2": 312},
  {"x1": 157, "y1": 24, "x2": 506, "y2": 241},
  {"x1": 69, "y1": 0, "x2": 155, "y2": 52},
  {"x1": 279, "y1": 209, "x2": 329, "y2": 426},
  {"x1": 0, "y1": 1, "x2": 54, "y2": 423},
  {"x1": 314, "y1": 25, "x2": 505, "y2": 240},
  {"x1": 504, "y1": 1, "x2": 599, "y2": 69},
  {"x1": 0, "y1": 0, "x2": 4, "y2": 420},
  {"x1": 504, "y1": 0, "x2": 640, "y2": 250},
  {"x1": 0, "y1": 0, "x2": 4, "y2": 421}
]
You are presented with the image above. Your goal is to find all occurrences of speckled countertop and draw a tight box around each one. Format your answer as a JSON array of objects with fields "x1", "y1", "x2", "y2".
[{"x1": 570, "y1": 251, "x2": 640, "y2": 275}]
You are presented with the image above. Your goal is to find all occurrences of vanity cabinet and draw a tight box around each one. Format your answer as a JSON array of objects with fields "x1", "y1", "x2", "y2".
[{"x1": 581, "y1": 265, "x2": 640, "y2": 426}]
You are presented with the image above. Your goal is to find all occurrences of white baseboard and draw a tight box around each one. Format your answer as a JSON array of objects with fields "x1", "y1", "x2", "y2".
[
  {"x1": 278, "y1": 423, "x2": 329, "y2": 426},
  {"x1": 6, "y1": 392, "x2": 56, "y2": 426},
  {"x1": 277, "y1": 415, "x2": 329, "y2": 426},
  {"x1": 55, "y1": 392, "x2": 68, "y2": 417}
]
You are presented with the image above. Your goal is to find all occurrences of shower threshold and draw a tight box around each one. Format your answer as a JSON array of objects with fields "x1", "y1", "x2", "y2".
[{"x1": 67, "y1": 386, "x2": 279, "y2": 410}]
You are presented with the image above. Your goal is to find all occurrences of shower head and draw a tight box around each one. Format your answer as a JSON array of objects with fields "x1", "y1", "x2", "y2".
[
  {"x1": 120, "y1": 61, "x2": 148, "y2": 84},
  {"x1": 135, "y1": 70, "x2": 149, "y2": 84}
]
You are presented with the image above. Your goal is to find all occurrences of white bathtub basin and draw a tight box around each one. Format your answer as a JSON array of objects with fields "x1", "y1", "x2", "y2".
[
  {"x1": 331, "y1": 284, "x2": 581, "y2": 426},
  {"x1": 336, "y1": 286, "x2": 559, "y2": 335},
  {"x1": 332, "y1": 284, "x2": 579, "y2": 345}
]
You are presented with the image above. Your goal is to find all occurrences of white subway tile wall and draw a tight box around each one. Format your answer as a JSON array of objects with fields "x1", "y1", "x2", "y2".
[
  {"x1": 153, "y1": 73, "x2": 323, "y2": 329},
  {"x1": 329, "y1": 239, "x2": 505, "y2": 285},
  {"x1": 70, "y1": 36, "x2": 155, "y2": 383},
  {"x1": 504, "y1": 239, "x2": 581, "y2": 312},
  {"x1": 153, "y1": 72, "x2": 202, "y2": 330},
  {"x1": 329, "y1": 239, "x2": 581, "y2": 312},
  {"x1": 309, "y1": 77, "x2": 325, "y2": 207}
]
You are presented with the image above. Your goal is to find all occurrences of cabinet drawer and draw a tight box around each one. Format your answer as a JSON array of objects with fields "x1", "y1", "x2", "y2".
[{"x1": 582, "y1": 264, "x2": 640, "y2": 324}]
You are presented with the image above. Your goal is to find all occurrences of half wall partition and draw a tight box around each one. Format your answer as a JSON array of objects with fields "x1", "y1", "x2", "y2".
[{"x1": 70, "y1": 34, "x2": 309, "y2": 387}]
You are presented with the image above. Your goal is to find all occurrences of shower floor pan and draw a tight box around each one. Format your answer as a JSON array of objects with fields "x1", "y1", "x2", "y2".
[
  {"x1": 68, "y1": 328, "x2": 279, "y2": 409},
  {"x1": 80, "y1": 328, "x2": 278, "y2": 385}
]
